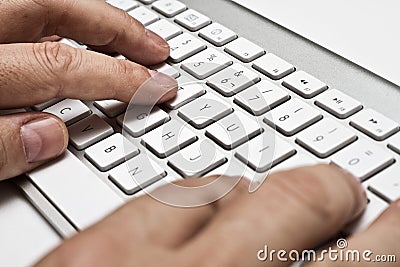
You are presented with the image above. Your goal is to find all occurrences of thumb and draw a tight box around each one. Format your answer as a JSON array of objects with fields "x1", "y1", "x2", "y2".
[{"x1": 0, "y1": 112, "x2": 68, "y2": 180}]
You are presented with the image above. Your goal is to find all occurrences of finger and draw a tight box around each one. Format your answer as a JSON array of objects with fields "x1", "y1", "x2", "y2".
[
  {"x1": 308, "y1": 200, "x2": 400, "y2": 267},
  {"x1": 182, "y1": 165, "x2": 367, "y2": 267},
  {"x1": 0, "y1": 42, "x2": 177, "y2": 109},
  {"x1": 0, "y1": 0, "x2": 169, "y2": 65},
  {"x1": 0, "y1": 112, "x2": 68, "y2": 181}
]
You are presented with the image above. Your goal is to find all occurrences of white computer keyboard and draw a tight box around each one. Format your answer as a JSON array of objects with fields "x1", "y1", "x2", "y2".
[{"x1": 4, "y1": 0, "x2": 399, "y2": 233}]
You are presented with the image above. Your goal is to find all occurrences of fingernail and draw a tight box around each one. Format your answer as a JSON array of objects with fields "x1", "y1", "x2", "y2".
[
  {"x1": 21, "y1": 117, "x2": 66, "y2": 163},
  {"x1": 145, "y1": 69, "x2": 178, "y2": 103},
  {"x1": 146, "y1": 29, "x2": 169, "y2": 49}
]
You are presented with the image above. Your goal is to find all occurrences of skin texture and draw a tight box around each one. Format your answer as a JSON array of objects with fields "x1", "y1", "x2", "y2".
[{"x1": 0, "y1": 1, "x2": 398, "y2": 266}]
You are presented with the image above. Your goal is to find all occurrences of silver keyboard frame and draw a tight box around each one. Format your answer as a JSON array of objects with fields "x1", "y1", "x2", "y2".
[{"x1": 15, "y1": 0, "x2": 400, "y2": 238}]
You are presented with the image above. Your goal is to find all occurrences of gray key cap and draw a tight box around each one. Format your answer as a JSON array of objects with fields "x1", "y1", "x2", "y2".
[
  {"x1": 28, "y1": 151, "x2": 124, "y2": 230},
  {"x1": 178, "y1": 93, "x2": 233, "y2": 129},
  {"x1": 142, "y1": 120, "x2": 198, "y2": 158},
  {"x1": 368, "y1": 163, "x2": 400, "y2": 202},
  {"x1": 44, "y1": 99, "x2": 91, "y2": 126},
  {"x1": 168, "y1": 140, "x2": 226, "y2": 178},
  {"x1": 68, "y1": 115, "x2": 114, "y2": 150},
  {"x1": 32, "y1": 98, "x2": 63, "y2": 111},
  {"x1": 206, "y1": 112, "x2": 261, "y2": 150},
  {"x1": 94, "y1": 100, "x2": 127, "y2": 118},
  {"x1": 85, "y1": 133, "x2": 139, "y2": 171},
  {"x1": 207, "y1": 63, "x2": 260, "y2": 97},
  {"x1": 234, "y1": 80, "x2": 290, "y2": 116},
  {"x1": 118, "y1": 106, "x2": 170, "y2": 137},
  {"x1": 109, "y1": 154, "x2": 167, "y2": 195},
  {"x1": 181, "y1": 48, "x2": 232, "y2": 79}
]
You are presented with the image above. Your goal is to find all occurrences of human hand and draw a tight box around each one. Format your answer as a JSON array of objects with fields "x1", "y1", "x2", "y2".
[
  {"x1": 35, "y1": 165, "x2": 400, "y2": 267},
  {"x1": 0, "y1": 0, "x2": 177, "y2": 180}
]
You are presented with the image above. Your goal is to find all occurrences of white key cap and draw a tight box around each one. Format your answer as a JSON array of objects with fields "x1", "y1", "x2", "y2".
[
  {"x1": 118, "y1": 106, "x2": 170, "y2": 137},
  {"x1": 388, "y1": 133, "x2": 400, "y2": 154},
  {"x1": 271, "y1": 153, "x2": 318, "y2": 173},
  {"x1": 165, "y1": 76, "x2": 206, "y2": 109},
  {"x1": 265, "y1": 98, "x2": 322, "y2": 136},
  {"x1": 138, "y1": 0, "x2": 155, "y2": 4},
  {"x1": 181, "y1": 48, "x2": 233, "y2": 79},
  {"x1": 85, "y1": 133, "x2": 139, "y2": 171},
  {"x1": 225, "y1": 37, "x2": 265, "y2": 63},
  {"x1": 368, "y1": 164, "x2": 400, "y2": 202},
  {"x1": 151, "y1": 63, "x2": 180, "y2": 79},
  {"x1": 109, "y1": 154, "x2": 166, "y2": 195},
  {"x1": 142, "y1": 120, "x2": 197, "y2": 158},
  {"x1": 128, "y1": 6, "x2": 159, "y2": 26},
  {"x1": 282, "y1": 71, "x2": 328, "y2": 98},
  {"x1": 106, "y1": 0, "x2": 138, "y2": 11},
  {"x1": 32, "y1": 98, "x2": 63, "y2": 111},
  {"x1": 199, "y1": 23, "x2": 237, "y2": 46},
  {"x1": 152, "y1": 0, "x2": 186, "y2": 17},
  {"x1": 315, "y1": 89, "x2": 363, "y2": 119},
  {"x1": 168, "y1": 141, "x2": 226, "y2": 177},
  {"x1": 207, "y1": 63, "x2": 260, "y2": 96},
  {"x1": 146, "y1": 19, "x2": 182, "y2": 41},
  {"x1": 178, "y1": 93, "x2": 233, "y2": 129},
  {"x1": 44, "y1": 99, "x2": 91, "y2": 126},
  {"x1": 253, "y1": 53, "x2": 295, "y2": 80},
  {"x1": 175, "y1": 9, "x2": 211, "y2": 31},
  {"x1": 94, "y1": 100, "x2": 127, "y2": 118},
  {"x1": 206, "y1": 112, "x2": 262, "y2": 150},
  {"x1": 58, "y1": 38, "x2": 86, "y2": 49},
  {"x1": 168, "y1": 33, "x2": 207, "y2": 63},
  {"x1": 235, "y1": 131, "x2": 296, "y2": 172},
  {"x1": 234, "y1": 80, "x2": 290, "y2": 116},
  {"x1": 345, "y1": 191, "x2": 388, "y2": 234},
  {"x1": 331, "y1": 140, "x2": 394, "y2": 181},
  {"x1": 350, "y1": 109, "x2": 399, "y2": 141},
  {"x1": 28, "y1": 151, "x2": 124, "y2": 230},
  {"x1": 68, "y1": 115, "x2": 114, "y2": 150},
  {"x1": 296, "y1": 118, "x2": 357, "y2": 158}
]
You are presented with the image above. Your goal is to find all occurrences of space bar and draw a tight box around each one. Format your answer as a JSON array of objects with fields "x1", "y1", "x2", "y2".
[{"x1": 27, "y1": 151, "x2": 124, "y2": 230}]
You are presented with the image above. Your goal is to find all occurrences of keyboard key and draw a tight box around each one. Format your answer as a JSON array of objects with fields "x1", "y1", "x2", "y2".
[
  {"x1": 106, "y1": 0, "x2": 139, "y2": 11},
  {"x1": 368, "y1": 164, "x2": 400, "y2": 202},
  {"x1": 265, "y1": 98, "x2": 322, "y2": 136},
  {"x1": 118, "y1": 106, "x2": 170, "y2": 137},
  {"x1": 350, "y1": 109, "x2": 399, "y2": 141},
  {"x1": 207, "y1": 63, "x2": 260, "y2": 97},
  {"x1": 178, "y1": 93, "x2": 233, "y2": 129},
  {"x1": 0, "y1": 109, "x2": 26, "y2": 115},
  {"x1": 282, "y1": 71, "x2": 328, "y2": 98},
  {"x1": 224, "y1": 37, "x2": 265, "y2": 63},
  {"x1": 32, "y1": 98, "x2": 63, "y2": 111},
  {"x1": 151, "y1": 63, "x2": 180, "y2": 79},
  {"x1": 146, "y1": 19, "x2": 182, "y2": 41},
  {"x1": 44, "y1": 99, "x2": 91, "y2": 126},
  {"x1": 142, "y1": 120, "x2": 197, "y2": 158},
  {"x1": 206, "y1": 112, "x2": 262, "y2": 150},
  {"x1": 165, "y1": 76, "x2": 206, "y2": 109},
  {"x1": 128, "y1": 6, "x2": 159, "y2": 26},
  {"x1": 138, "y1": 0, "x2": 155, "y2": 4},
  {"x1": 296, "y1": 118, "x2": 357, "y2": 158},
  {"x1": 168, "y1": 140, "x2": 226, "y2": 177},
  {"x1": 234, "y1": 80, "x2": 290, "y2": 116},
  {"x1": 28, "y1": 151, "x2": 124, "y2": 230},
  {"x1": 331, "y1": 140, "x2": 394, "y2": 181},
  {"x1": 271, "y1": 153, "x2": 318, "y2": 173},
  {"x1": 68, "y1": 115, "x2": 114, "y2": 150},
  {"x1": 181, "y1": 48, "x2": 233, "y2": 79},
  {"x1": 253, "y1": 53, "x2": 295, "y2": 80},
  {"x1": 94, "y1": 100, "x2": 127, "y2": 118},
  {"x1": 175, "y1": 9, "x2": 211, "y2": 31},
  {"x1": 109, "y1": 154, "x2": 167, "y2": 195},
  {"x1": 388, "y1": 133, "x2": 400, "y2": 154},
  {"x1": 85, "y1": 133, "x2": 139, "y2": 171},
  {"x1": 199, "y1": 23, "x2": 237, "y2": 46},
  {"x1": 235, "y1": 131, "x2": 296, "y2": 172},
  {"x1": 168, "y1": 33, "x2": 207, "y2": 63},
  {"x1": 315, "y1": 89, "x2": 363, "y2": 119},
  {"x1": 152, "y1": 0, "x2": 186, "y2": 17}
]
